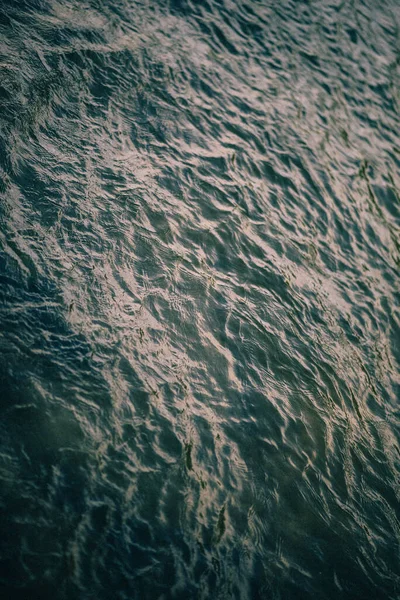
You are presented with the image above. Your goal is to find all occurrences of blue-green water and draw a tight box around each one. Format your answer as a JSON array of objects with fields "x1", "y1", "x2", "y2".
[{"x1": 1, "y1": 0, "x2": 400, "y2": 598}]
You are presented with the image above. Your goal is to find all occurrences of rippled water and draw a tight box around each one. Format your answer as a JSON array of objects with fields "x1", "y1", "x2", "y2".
[{"x1": 1, "y1": 0, "x2": 400, "y2": 598}]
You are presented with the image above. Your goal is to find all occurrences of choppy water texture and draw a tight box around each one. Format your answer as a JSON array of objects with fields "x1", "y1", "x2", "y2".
[{"x1": 1, "y1": 0, "x2": 400, "y2": 598}]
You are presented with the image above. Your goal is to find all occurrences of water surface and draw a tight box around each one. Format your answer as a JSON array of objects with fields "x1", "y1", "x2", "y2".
[{"x1": 0, "y1": 0, "x2": 400, "y2": 598}]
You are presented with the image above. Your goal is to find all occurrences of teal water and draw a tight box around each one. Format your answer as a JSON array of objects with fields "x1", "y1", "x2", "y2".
[{"x1": 1, "y1": 0, "x2": 400, "y2": 598}]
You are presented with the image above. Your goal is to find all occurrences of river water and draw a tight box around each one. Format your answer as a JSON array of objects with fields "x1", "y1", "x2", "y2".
[{"x1": 0, "y1": 0, "x2": 400, "y2": 598}]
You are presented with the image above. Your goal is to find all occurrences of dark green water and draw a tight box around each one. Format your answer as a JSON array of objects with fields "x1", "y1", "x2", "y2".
[{"x1": 1, "y1": 0, "x2": 400, "y2": 598}]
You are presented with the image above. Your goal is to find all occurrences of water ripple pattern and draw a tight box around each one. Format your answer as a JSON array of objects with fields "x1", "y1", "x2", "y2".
[{"x1": 0, "y1": 0, "x2": 399, "y2": 598}]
